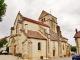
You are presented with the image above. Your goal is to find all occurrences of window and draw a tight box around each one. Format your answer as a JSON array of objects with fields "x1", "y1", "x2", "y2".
[
  {"x1": 44, "y1": 18, "x2": 45, "y2": 22},
  {"x1": 38, "y1": 42, "x2": 41, "y2": 50},
  {"x1": 42, "y1": 19, "x2": 43, "y2": 23}
]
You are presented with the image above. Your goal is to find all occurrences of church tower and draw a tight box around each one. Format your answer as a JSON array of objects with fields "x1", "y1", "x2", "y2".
[{"x1": 38, "y1": 10, "x2": 57, "y2": 33}]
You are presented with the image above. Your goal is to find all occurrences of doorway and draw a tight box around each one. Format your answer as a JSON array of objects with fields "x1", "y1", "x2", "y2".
[
  {"x1": 53, "y1": 50, "x2": 55, "y2": 56},
  {"x1": 14, "y1": 46, "x2": 16, "y2": 54}
]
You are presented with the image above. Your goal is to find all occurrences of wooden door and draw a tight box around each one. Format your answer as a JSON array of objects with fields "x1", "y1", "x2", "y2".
[
  {"x1": 14, "y1": 46, "x2": 16, "y2": 54},
  {"x1": 53, "y1": 50, "x2": 55, "y2": 56}
]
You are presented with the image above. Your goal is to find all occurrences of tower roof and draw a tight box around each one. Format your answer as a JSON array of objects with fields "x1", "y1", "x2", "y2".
[{"x1": 39, "y1": 10, "x2": 57, "y2": 19}]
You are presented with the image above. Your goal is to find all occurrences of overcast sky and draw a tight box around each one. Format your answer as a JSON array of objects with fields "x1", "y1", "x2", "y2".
[{"x1": 0, "y1": 0, "x2": 80, "y2": 46}]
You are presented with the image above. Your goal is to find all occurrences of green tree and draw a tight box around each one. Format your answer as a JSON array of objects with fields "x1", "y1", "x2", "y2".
[
  {"x1": 71, "y1": 46, "x2": 77, "y2": 52},
  {"x1": 6, "y1": 47, "x2": 9, "y2": 52},
  {"x1": 0, "y1": 0, "x2": 7, "y2": 22},
  {"x1": 0, "y1": 39, "x2": 8, "y2": 49}
]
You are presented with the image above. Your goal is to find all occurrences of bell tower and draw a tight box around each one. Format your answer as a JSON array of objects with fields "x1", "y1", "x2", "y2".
[{"x1": 38, "y1": 10, "x2": 57, "y2": 33}]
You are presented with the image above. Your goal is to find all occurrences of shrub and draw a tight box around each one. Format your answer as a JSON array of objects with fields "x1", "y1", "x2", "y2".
[{"x1": 6, "y1": 47, "x2": 9, "y2": 52}]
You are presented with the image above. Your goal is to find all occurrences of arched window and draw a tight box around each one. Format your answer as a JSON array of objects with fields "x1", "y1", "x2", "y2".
[
  {"x1": 63, "y1": 44, "x2": 64, "y2": 50},
  {"x1": 38, "y1": 42, "x2": 41, "y2": 50},
  {"x1": 44, "y1": 18, "x2": 45, "y2": 22},
  {"x1": 42, "y1": 19, "x2": 43, "y2": 23}
]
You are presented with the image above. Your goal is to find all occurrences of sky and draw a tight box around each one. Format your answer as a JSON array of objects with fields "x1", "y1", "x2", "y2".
[{"x1": 0, "y1": 0, "x2": 80, "y2": 46}]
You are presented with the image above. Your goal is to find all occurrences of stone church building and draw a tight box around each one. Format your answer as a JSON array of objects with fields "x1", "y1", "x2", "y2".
[{"x1": 8, "y1": 10, "x2": 70, "y2": 59}]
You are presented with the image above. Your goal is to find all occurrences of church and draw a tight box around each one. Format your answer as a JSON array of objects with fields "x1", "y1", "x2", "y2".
[{"x1": 8, "y1": 10, "x2": 71, "y2": 59}]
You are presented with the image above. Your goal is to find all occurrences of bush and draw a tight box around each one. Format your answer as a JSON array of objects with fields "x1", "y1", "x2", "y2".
[
  {"x1": 0, "y1": 51, "x2": 1, "y2": 55},
  {"x1": 6, "y1": 47, "x2": 9, "y2": 52},
  {"x1": 71, "y1": 46, "x2": 77, "y2": 52}
]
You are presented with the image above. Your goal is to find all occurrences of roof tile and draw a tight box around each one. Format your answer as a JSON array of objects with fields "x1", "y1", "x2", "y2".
[
  {"x1": 74, "y1": 31, "x2": 80, "y2": 38},
  {"x1": 0, "y1": 36, "x2": 7, "y2": 41},
  {"x1": 50, "y1": 36, "x2": 58, "y2": 41},
  {"x1": 24, "y1": 17, "x2": 49, "y2": 27},
  {"x1": 61, "y1": 39, "x2": 66, "y2": 43},
  {"x1": 23, "y1": 30, "x2": 47, "y2": 40},
  {"x1": 62, "y1": 36, "x2": 68, "y2": 40}
]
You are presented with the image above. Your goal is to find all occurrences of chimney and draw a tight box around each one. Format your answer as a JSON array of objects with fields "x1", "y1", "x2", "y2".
[{"x1": 75, "y1": 28, "x2": 78, "y2": 34}]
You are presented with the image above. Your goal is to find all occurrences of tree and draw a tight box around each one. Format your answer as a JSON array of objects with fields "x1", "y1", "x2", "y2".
[
  {"x1": 71, "y1": 46, "x2": 77, "y2": 52},
  {"x1": 0, "y1": 0, "x2": 7, "y2": 22},
  {"x1": 0, "y1": 39, "x2": 8, "y2": 49},
  {"x1": 6, "y1": 47, "x2": 9, "y2": 52}
]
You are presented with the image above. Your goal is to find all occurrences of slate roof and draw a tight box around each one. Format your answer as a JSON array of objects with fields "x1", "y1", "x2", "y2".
[
  {"x1": 23, "y1": 30, "x2": 47, "y2": 40},
  {"x1": 74, "y1": 31, "x2": 80, "y2": 38},
  {"x1": 0, "y1": 36, "x2": 7, "y2": 41},
  {"x1": 23, "y1": 17, "x2": 49, "y2": 27}
]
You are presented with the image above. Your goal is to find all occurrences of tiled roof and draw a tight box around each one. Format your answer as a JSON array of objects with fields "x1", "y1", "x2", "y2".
[
  {"x1": 50, "y1": 36, "x2": 58, "y2": 41},
  {"x1": 0, "y1": 36, "x2": 7, "y2": 41},
  {"x1": 61, "y1": 39, "x2": 66, "y2": 43},
  {"x1": 23, "y1": 17, "x2": 49, "y2": 27},
  {"x1": 23, "y1": 30, "x2": 47, "y2": 40},
  {"x1": 62, "y1": 36, "x2": 68, "y2": 40},
  {"x1": 74, "y1": 31, "x2": 80, "y2": 38}
]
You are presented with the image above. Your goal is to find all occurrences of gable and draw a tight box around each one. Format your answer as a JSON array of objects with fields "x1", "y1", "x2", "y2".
[
  {"x1": 14, "y1": 12, "x2": 23, "y2": 30},
  {"x1": 13, "y1": 12, "x2": 23, "y2": 34},
  {"x1": 39, "y1": 10, "x2": 48, "y2": 19}
]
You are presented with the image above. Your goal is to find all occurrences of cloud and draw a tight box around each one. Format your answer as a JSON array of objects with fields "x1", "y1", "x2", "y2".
[{"x1": 0, "y1": 0, "x2": 80, "y2": 46}]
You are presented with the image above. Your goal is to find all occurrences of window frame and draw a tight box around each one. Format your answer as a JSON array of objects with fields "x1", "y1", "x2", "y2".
[{"x1": 38, "y1": 42, "x2": 41, "y2": 50}]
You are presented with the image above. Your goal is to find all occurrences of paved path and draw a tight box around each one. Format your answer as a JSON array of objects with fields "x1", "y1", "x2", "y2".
[
  {"x1": 0, "y1": 55, "x2": 72, "y2": 60},
  {"x1": 0, "y1": 55, "x2": 23, "y2": 60},
  {"x1": 50, "y1": 57, "x2": 72, "y2": 60},
  {"x1": 32, "y1": 57, "x2": 72, "y2": 60}
]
